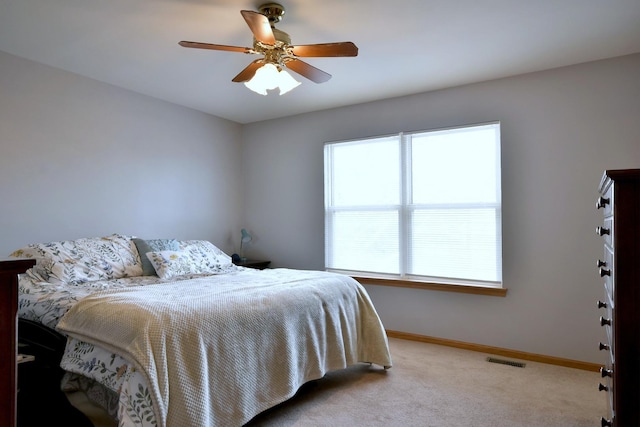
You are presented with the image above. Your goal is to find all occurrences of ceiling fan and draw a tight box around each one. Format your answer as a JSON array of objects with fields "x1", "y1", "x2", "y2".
[{"x1": 179, "y1": 2, "x2": 358, "y2": 95}]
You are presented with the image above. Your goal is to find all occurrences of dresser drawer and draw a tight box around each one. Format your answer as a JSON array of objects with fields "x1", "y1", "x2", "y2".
[
  {"x1": 601, "y1": 360, "x2": 615, "y2": 423},
  {"x1": 596, "y1": 185, "x2": 613, "y2": 216},
  {"x1": 599, "y1": 359, "x2": 614, "y2": 393},
  {"x1": 600, "y1": 247, "x2": 614, "y2": 300},
  {"x1": 599, "y1": 285, "x2": 614, "y2": 359}
]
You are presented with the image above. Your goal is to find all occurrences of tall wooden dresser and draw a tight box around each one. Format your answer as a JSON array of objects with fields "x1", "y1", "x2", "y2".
[{"x1": 597, "y1": 169, "x2": 640, "y2": 427}]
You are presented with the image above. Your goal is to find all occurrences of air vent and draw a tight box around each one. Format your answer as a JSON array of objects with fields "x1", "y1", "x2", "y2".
[{"x1": 486, "y1": 357, "x2": 526, "y2": 368}]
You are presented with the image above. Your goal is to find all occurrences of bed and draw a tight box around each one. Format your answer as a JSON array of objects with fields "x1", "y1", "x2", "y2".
[{"x1": 11, "y1": 234, "x2": 392, "y2": 427}]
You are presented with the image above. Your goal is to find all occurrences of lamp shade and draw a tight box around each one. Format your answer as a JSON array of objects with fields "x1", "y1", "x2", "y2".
[
  {"x1": 244, "y1": 63, "x2": 300, "y2": 95},
  {"x1": 241, "y1": 228, "x2": 252, "y2": 244},
  {"x1": 239, "y1": 228, "x2": 252, "y2": 260},
  {"x1": 276, "y1": 68, "x2": 301, "y2": 95}
]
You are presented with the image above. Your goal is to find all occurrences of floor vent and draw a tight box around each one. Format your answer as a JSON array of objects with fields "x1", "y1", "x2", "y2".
[{"x1": 486, "y1": 357, "x2": 526, "y2": 368}]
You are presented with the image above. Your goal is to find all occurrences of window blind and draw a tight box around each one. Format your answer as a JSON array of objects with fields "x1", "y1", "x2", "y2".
[{"x1": 324, "y1": 122, "x2": 502, "y2": 287}]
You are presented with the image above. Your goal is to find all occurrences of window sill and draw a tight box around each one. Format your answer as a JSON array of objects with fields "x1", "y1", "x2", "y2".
[{"x1": 352, "y1": 276, "x2": 508, "y2": 297}]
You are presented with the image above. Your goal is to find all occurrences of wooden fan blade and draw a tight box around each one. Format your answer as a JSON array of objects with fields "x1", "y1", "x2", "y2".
[
  {"x1": 285, "y1": 59, "x2": 331, "y2": 83},
  {"x1": 240, "y1": 10, "x2": 275, "y2": 45},
  {"x1": 179, "y1": 41, "x2": 251, "y2": 53},
  {"x1": 232, "y1": 60, "x2": 264, "y2": 82},
  {"x1": 291, "y1": 42, "x2": 358, "y2": 57}
]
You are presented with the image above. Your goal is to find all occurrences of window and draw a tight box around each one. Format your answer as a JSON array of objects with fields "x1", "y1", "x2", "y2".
[{"x1": 324, "y1": 122, "x2": 502, "y2": 288}]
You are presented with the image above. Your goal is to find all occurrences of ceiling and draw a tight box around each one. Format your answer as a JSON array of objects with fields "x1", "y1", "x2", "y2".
[{"x1": 1, "y1": 1, "x2": 640, "y2": 124}]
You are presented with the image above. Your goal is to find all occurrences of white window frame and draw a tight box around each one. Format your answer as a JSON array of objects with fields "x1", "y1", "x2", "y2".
[{"x1": 324, "y1": 122, "x2": 503, "y2": 290}]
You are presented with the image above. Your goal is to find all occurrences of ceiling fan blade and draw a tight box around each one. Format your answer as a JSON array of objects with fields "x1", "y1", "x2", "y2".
[
  {"x1": 291, "y1": 42, "x2": 358, "y2": 57},
  {"x1": 240, "y1": 10, "x2": 276, "y2": 45},
  {"x1": 285, "y1": 59, "x2": 331, "y2": 83},
  {"x1": 232, "y1": 60, "x2": 264, "y2": 82},
  {"x1": 179, "y1": 41, "x2": 251, "y2": 53}
]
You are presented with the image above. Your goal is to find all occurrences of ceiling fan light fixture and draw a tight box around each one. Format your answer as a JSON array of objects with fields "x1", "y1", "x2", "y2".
[
  {"x1": 276, "y1": 67, "x2": 301, "y2": 95},
  {"x1": 244, "y1": 63, "x2": 278, "y2": 95},
  {"x1": 244, "y1": 63, "x2": 300, "y2": 95},
  {"x1": 180, "y1": 4, "x2": 358, "y2": 90}
]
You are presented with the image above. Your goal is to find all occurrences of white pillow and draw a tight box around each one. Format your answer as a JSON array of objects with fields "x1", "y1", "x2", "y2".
[
  {"x1": 145, "y1": 251, "x2": 198, "y2": 279},
  {"x1": 179, "y1": 240, "x2": 233, "y2": 271}
]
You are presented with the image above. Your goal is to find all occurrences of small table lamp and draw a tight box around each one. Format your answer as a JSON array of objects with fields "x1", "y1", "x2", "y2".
[{"x1": 240, "y1": 228, "x2": 252, "y2": 261}]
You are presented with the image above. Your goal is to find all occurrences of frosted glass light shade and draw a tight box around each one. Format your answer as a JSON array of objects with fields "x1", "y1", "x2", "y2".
[
  {"x1": 276, "y1": 69, "x2": 301, "y2": 95},
  {"x1": 244, "y1": 63, "x2": 300, "y2": 95}
]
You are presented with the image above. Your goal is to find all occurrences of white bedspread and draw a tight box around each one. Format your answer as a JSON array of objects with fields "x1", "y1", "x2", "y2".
[{"x1": 56, "y1": 268, "x2": 392, "y2": 427}]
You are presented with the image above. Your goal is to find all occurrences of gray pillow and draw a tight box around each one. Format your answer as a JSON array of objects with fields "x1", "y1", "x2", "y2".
[{"x1": 133, "y1": 238, "x2": 179, "y2": 276}]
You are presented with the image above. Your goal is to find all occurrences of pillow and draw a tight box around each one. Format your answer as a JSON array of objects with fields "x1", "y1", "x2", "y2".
[
  {"x1": 145, "y1": 240, "x2": 235, "y2": 279},
  {"x1": 132, "y1": 238, "x2": 179, "y2": 276},
  {"x1": 8, "y1": 234, "x2": 142, "y2": 285},
  {"x1": 179, "y1": 240, "x2": 233, "y2": 272},
  {"x1": 146, "y1": 251, "x2": 200, "y2": 279}
]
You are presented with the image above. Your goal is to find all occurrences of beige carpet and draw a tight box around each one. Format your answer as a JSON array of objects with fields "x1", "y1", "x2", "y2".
[{"x1": 246, "y1": 337, "x2": 607, "y2": 426}]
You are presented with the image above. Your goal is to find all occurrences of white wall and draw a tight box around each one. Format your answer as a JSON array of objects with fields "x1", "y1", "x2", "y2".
[
  {"x1": 0, "y1": 51, "x2": 244, "y2": 255},
  {"x1": 242, "y1": 53, "x2": 640, "y2": 363}
]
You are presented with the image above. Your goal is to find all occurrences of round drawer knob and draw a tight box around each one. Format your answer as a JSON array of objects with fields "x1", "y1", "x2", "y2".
[
  {"x1": 600, "y1": 367, "x2": 613, "y2": 378},
  {"x1": 597, "y1": 300, "x2": 608, "y2": 309},
  {"x1": 600, "y1": 317, "x2": 611, "y2": 327},
  {"x1": 598, "y1": 383, "x2": 609, "y2": 392},
  {"x1": 597, "y1": 259, "x2": 607, "y2": 268},
  {"x1": 599, "y1": 268, "x2": 611, "y2": 277},
  {"x1": 596, "y1": 197, "x2": 610, "y2": 209},
  {"x1": 596, "y1": 226, "x2": 610, "y2": 236},
  {"x1": 599, "y1": 342, "x2": 610, "y2": 351},
  {"x1": 601, "y1": 417, "x2": 613, "y2": 427}
]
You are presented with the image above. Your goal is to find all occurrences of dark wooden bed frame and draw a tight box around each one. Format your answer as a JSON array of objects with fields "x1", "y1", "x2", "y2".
[{"x1": 17, "y1": 319, "x2": 92, "y2": 427}]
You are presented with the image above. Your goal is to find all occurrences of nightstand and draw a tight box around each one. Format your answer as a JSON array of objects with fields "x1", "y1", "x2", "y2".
[{"x1": 233, "y1": 259, "x2": 271, "y2": 270}]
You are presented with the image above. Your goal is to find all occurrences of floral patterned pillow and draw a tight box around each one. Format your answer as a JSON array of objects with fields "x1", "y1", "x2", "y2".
[
  {"x1": 179, "y1": 240, "x2": 233, "y2": 273},
  {"x1": 9, "y1": 234, "x2": 142, "y2": 285},
  {"x1": 146, "y1": 251, "x2": 200, "y2": 279}
]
